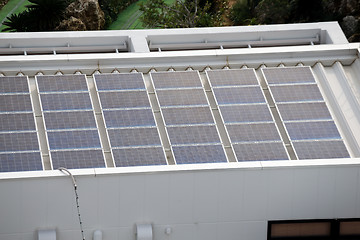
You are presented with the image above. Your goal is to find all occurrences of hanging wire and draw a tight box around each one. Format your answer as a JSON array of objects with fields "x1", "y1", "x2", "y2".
[{"x1": 58, "y1": 167, "x2": 86, "y2": 240}]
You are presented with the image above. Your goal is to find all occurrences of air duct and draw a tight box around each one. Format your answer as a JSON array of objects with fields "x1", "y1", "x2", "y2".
[
  {"x1": 135, "y1": 223, "x2": 153, "y2": 240},
  {"x1": 38, "y1": 229, "x2": 56, "y2": 240}
]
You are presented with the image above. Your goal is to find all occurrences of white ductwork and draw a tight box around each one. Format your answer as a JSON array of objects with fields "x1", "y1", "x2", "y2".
[
  {"x1": 93, "y1": 230, "x2": 103, "y2": 240},
  {"x1": 136, "y1": 223, "x2": 153, "y2": 240},
  {"x1": 38, "y1": 229, "x2": 56, "y2": 240}
]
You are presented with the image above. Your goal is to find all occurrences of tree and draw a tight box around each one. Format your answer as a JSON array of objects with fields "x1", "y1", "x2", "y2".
[
  {"x1": 26, "y1": 0, "x2": 68, "y2": 31},
  {"x1": 229, "y1": 0, "x2": 261, "y2": 25},
  {"x1": 289, "y1": 0, "x2": 325, "y2": 23},
  {"x1": 2, "y1": 0, "x2": 68, "y2": 32},
  {"x1": 255, "y1": 0, "x2": 290, "y2": 24},
  {"x1": 139, "y1": 0, "x2": 227, "y2": 28}
]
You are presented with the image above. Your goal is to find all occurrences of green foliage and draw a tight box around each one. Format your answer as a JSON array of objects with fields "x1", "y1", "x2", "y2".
[
  {"x1": 2, "y1": 11, "x2": 30, "y2": 31},
  {"x1": 289, "y1": 0, "x2": 325, "y2": 22},
  {"x1": 229, "y1": 0, "x2": 261, "y2": 25},
  {"x1": 230, "y1": 0, "x2": 253, "y2": 25},
  {"x1": 27, "y1": 0, "x2": 68, "y2": 30},
  {"x1": 255, "y1": 0, "x2": 290, "y2": 24},
  {"x1": 2, "y1": 0, "x2": 68, "y2": 31},
  {"x1": 229, "y1": 0, "x2": 333, "y2": 25},
  {"x1": 139, "y1": 0, "x2": 227, "y2": 28}
]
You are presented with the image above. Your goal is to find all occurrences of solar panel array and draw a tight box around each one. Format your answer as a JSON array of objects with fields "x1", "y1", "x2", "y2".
[
  {"x1": 94, "y1": 73, "x2": 167, "y2": 167},
  {"x1": 151, "y1": 71, "x2": 227, "y2": 164},
  {"x1": 0, "y1": 67, "x2": 352, "y2": 172},
  {"x1": 0, "y1": 76, "x2": 42, "y2": 172},
  {"x1": 263, "y1": 67, "x2": 350, "y2": 160},
  {"x1": 36, "y1": 75, "x2": 105, "y2": 169},
  {"x1": 206, "y1": 69, "x2": 289, "y2": 162}
]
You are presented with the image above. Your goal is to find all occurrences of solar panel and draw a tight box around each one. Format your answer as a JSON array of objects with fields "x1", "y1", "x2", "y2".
[
  {"x1": 262, "y1": 67, "x2": 316, "y2": 85},
  {"x1": 47, "y1": 130, "x2": 101, "y2": 150},
  {"x1": 167, "y1": 125, "x2": 221, "y2": 145},
  {"x1": 293, "y1": 140, "x2": 350, "y2": 160},
  {"x1": 0, "y1": 152, "x2": 43, "y2": 172},
  {"x1": 0, "y1": 95, "x2": 33, "y2": 112},
  {"x1": 0, "y1": 76, "x2": 30, "y2": 93},
  {"x1": 277, "y1": 102, "x2": 332, "y2": 121},
  {"x1": 172, "y1": 144, "x2": 227, "y2": 164},
  {"x1": 108, "y1": 127, "x2": 161, "y2": 147},
  {"x1": 43, "y1": 111, "x2": 97, "y2": 130},
  {"x1": 213, "y1": 87, "x2": 266, "y2": 105},
  {"x1": 40, "y1": 93, "x2": 93, "y2": 111},
  {"x1": 226, "y1": 123, "x2": 282, "y2": 143},
  {"x1": 162, "y1": 106, "x2": 214, "y2": 125},
  {"x1": 94, "y1": 73, "x2": 146, "y2": 90},
  {"x1": 94, "y1": 74, "x2": 165, "y2": 168},
  {"x1": 269, "y1": 84, "x2": 324, "y2": 103},
  {"x1": 261, "y1": 67, "x2": 350, "y2": 160},
  {"x1": 156, "y1": 88, "x2": 208, "y2": 107},
  {"x1": 0, "y1": 76, "x2": 43, "y2": 172},
  {"x1": 205, "y1": 69, "x2": 291, "y2": 162},
  {"x1": 98, "y1": 91, "x2": 151, "y2": 109},
  {"x1": 233, "y1": 142, "x2": 289, "y2": 161},
  {"x1": 0, "y1": 132, "x2": 39, "y2": 152},
  {"x1": 112, "y1": 147, "x2": 167, "y2": 167},
  {"x1": 0, "y1": 113, "x2": 36, "y2": 131},
  {"x1": 36, "y1": 75, "x2": 88, "y2": 92},
  {"x1": 103, "y1": 109, "x2": 155, "y2": 128},
  {"x1": 51, "y1": 149, "x2": 105, "y2": 169},
  {"x1": 219, "y1": 104, "x2": 273, "y2": 123},
  {"x1": 285, "y1": 121, "x2": 341, "y2": 140},
  {"x1": 151, "y1": 71, "x2": 202, "y2": 89},
  {"x1": 150, "y1": 71, "x2": 230, "y2": 165},
  {"x1": 206, "y1": 69, "x2": 259, "y2": 87}
]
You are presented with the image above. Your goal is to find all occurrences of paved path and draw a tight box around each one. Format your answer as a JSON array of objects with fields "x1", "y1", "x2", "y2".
[{"x1": 123, "y1": 9, "x2": 143, "y2": 29}]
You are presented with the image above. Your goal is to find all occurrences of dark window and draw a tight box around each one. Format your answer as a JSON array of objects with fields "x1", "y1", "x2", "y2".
[{"x1": 268, "y1": 219, "x2": 360, "y2": 240}]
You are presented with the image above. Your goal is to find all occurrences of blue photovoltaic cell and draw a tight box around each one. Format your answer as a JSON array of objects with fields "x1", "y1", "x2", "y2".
[
  {"x1": 167, "y1": 125, "x2": 220, "y2": 145},
  {"x1": 108, "y1": 127, "x2": 161, "y2": 147},
  {"x1": 94, "y1": 73, "x2": 146, "y2": 91},
  {"x1": 285, "y1": 121, "x2": 341, "y2": 140},
  {"x1": 172, "y1": 144, "x2": 227, "y2": 164},
  {"x1": 103, "y1": 109, "x2": 155, "y2": 128},
  {"x1": 226, "y1": 123, "x2": 281, "y2": 143},
  {"x1": 219, "y1": 104, "x2": 273, "y2": 123},
  {"x1": 0, "y1": 113, "x2": 36, "y2": 131},
  {"x1": 162, "y1": 107, "x2": 214, "y2": 125},
  {"x1": 0, "y1": 76, "x2": 29, "y2": 93},
  {"x1": 47, "y1": 130, "x2": 101, "y2": 150},
  {"x1": 36, "y1": 75, "x2": 88, "y2": 92},
  {"x1": 0, "y1": 132, "x2": 39, "y2": 152},
  {"x1": 233, "y1": 142, "x2": 289, "y2": 161},
  {"x1": 213, "y1": 87, "x2": 266, "y2": 105},
  {"x1": 156, "y1": 89, "x2": 208, "y2": 107},
  {"x1": 206, "y1": 69, "x2": 259, "y2": 87},
  {"x1": 293, "y1": 140, "x2": 350, "y2": 160},
  {"x1": 44, "y1": 111, "x2": 97, "y2": 130},
  {"x1": 112, "y1": 147, "x2": 167, "y2": 167},
  {"x1": 0, "y1": 152, "x2": 43, "y2": 172},
  {"x1": 262, "y1": 67, "x2": 316, "y2": 85},
  {"x1": 40, "y1": 93, "x2": 93, "y2": 111},
  {"x1": 277, "y1": 102, "x2": 332, "y2": 121},
  {"x1": 51, "y1": 149, "x2": 105, "y2": 169},
  {"x1": 99, "y1": 91, "x2": 151, "y2": 109},
  {"x1": 0, "y1": 94, "x2": 33, "y2": 112},
  {"x1": 270, "y1": 84, "x2": 324, "y2": 103},
  {"x1": 151, "y1": 71, "x2": 202, "y2": 89}
]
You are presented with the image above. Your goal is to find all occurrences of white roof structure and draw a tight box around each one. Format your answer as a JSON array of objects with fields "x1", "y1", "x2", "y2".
[{"x1": 0, "y1": 22, "x2": 360, "y2": 240}]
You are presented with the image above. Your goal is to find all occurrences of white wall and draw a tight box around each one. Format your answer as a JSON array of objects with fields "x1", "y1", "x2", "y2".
[{"x1": 1, "y1": 161, "x2": 360, "y2": 240}]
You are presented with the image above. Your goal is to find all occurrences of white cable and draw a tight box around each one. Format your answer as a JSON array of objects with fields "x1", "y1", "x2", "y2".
[{"x1": 58, "y1": 167, "x2": 86, "y2": 240}]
